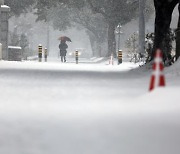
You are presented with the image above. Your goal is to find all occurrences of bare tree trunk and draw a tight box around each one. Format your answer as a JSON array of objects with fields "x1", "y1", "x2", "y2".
[
  {"x1": 108, "y1": 22, "x2": 116, "y2": 57},
  {"x1": 88, "y1": 34, "x2": 96, "y2": 57},
  {"x1": 0, "y1": 8, "x2": 1, "y2": 42},
  {"x1": 139, "y1": 0, "x2": 146, "y2": 54},
  {"x1": 0, "y1": 2, "x2": 2, "y2": 43},
  {"x1": 176, "y1": 3, "x2": 180, "y2": 60},
  {"x1": 96, "y1": 41, "x2": 102, "y2": 57},
  {"x1": 153, "y1": 0, "x2": 178, "y2": 60}
]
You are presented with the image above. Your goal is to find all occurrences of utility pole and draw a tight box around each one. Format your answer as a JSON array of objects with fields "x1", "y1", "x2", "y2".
[
  {"x1": 47, "y1": 22, "x2": 50, "y2": 56},
  {"x1": 139, "y1": 0, "x2": 146, "y2": 54}
]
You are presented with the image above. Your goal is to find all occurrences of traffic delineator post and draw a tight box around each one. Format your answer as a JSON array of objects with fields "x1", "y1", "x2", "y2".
[
  {"x1": 38, "y1": 44, "x2": 42, "y2": 62},
  {"x1": 44, "y1": 48, "x2": 48, "y2": 62},
  {"x1": 118, "y1": 50, "x2": 122, "y2": 65},
  {"x1": 109, "y1": 54, "x2": 114, "y2": 65},
  {"x1": 75, "y1": 50, "x2": 78, "y2": 64},
  {"x1": 149, "y1": 49, "x2": 165, "y2": 91}
]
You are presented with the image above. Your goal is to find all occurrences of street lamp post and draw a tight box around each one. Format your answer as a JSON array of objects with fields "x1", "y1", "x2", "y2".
[
  {"x1": 116, "y1": 23, "x2": 123, "y2": 51},
  {"x1": 116, "y1": 24, "x2": 123, "y2": 64}
]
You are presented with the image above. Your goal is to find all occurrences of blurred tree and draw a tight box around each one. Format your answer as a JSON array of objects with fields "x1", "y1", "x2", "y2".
[
  {"x1": 36, "y1": 2, "x2": 108, "y2": 57},
  {"x1": 87, "y1": 0, "x2": 138, "y2": 57},
  {"x1": 153, "y1": 0, "x2": 178, "y2": 62},
  {"x1": 125, "y1": 32, "x2": 139, "y2": 55},
  {"x1": 125, "y1": 32, "x2": 140, "y2": 63},
  {"x1": 5, "y1": 0, "x2": 35, "y2": 16},
  {"x1": 9, "y1": 26, "x2": 19, "y2": 46},
  {"x1": 6, "y1": 0, "x2": 154, "y2": 58},
  {"x1": 69, "y1": 6, "x2": 108, "y2": 57},
  {"x1": 33, "y1": 0, "x2": 139, "y2": 57},
  {"x1": 19, "y1": 33, "x2": 29, "y2": 60}
]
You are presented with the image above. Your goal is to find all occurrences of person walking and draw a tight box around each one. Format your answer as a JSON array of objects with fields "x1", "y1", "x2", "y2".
[{"x1": 59, "y1": 40, "x2": 68, "y2": 62}]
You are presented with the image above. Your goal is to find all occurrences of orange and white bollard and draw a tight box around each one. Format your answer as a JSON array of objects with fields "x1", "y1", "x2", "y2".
[
  {"x1": 118, "y1": 50, "x2": 122, "y2": 65},
  {"x1": 38, "y1": 44, "x2": 42, "y2": 62},
  {"x1": 149, "y1": 49, "x2": 165, "y2": 91}
]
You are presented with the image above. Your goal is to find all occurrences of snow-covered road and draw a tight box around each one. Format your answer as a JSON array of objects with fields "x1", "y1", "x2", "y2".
[
  {"x1": 0, "y1": 60, "x2": 180, "y2": 154},
  {"x1": 0, "y1": 61, "x2": 148, "y2": 103}
]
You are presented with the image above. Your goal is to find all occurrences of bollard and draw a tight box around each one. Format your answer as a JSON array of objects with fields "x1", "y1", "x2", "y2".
[
  {"x1": 109, "y1": 54, "x2": 114, "y2": 65},
  {"x1": 118, "y1": 50, "x2": 122, "y2": 65},
  {"x1": 75, "y1": 50, "x2": 78, "y2": 64},
  {"x1": 44, "y1": 48, "x2": 48, "y2": 62},
  {"x1": 149, "y1": 49, "x2": 165, "y2": 91},
  {"x1": 38, "y1": 44, "x2": 42, "y2": 62}
]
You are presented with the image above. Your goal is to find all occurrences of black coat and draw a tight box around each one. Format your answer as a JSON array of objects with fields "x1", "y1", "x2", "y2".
[{"x1": 59, "y1": 42, "x2": 68, "y2": 56}]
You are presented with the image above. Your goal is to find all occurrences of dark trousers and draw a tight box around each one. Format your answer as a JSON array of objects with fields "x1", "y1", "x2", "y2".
[{"x1": 61, "y1": 56, "x2": 66, "y2": 62}]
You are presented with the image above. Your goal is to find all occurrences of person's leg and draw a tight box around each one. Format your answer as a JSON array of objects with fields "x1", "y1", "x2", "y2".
[
  {"x1": 61, "y1": 56, "x2": 63, "y2": 62},
  {"x1": 64, "y1": 56, "x2": 66, "y2": 62}
]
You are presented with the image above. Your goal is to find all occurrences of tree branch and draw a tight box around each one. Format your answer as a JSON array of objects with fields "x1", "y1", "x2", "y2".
[{"x1": 86, "y1": 0, "x2": 108, "y2": 18}]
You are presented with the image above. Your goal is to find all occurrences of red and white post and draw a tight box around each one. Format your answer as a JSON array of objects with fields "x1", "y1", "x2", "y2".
[{"x1": 149, "y1": 49, "x2": 166, "y2": 91}]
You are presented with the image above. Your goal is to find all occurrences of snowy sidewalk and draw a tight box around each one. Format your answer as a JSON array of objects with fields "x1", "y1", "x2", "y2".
[{"x1": 0, "y1": 60, "x2": 180, "y2": 154}]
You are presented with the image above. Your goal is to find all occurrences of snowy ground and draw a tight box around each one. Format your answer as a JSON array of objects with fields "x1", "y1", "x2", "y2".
[{"x1": 0, "y1": 59, "x2": 180, "y2": 154}]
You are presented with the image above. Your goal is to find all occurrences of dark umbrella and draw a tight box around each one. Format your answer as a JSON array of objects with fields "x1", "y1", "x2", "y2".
[{"x1": 58, "y1": 36, "x2": 72, "y2": 42}]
